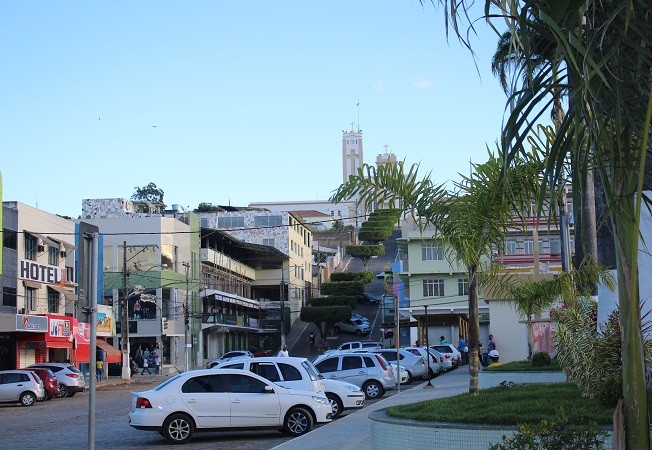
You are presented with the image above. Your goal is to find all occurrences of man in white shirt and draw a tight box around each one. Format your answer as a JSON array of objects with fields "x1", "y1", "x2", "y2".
[{"x1": 277, "y1": 345, "x2": 289, "y2": 357}]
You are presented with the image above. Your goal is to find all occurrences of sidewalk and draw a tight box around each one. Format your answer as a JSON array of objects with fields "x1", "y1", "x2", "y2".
[
  {"x1": 92, "y1": 372, "x2": 169, "y2": 390},
  {"x1": 271, "y1": 368, "x2": 469, "y2": 450}
]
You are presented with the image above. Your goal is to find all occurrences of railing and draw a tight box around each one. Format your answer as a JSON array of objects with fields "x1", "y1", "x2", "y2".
[{"x1": 201, "y1": 313, "x2": 254, "y2": 327}]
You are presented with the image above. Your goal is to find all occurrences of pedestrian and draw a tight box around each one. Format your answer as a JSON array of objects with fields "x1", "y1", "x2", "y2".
[
  {"x1": 458, "y1": 334, "x2": 468, "y2": 365},
  {"x1": 488, "y1": 349, "x2": 501, "y2": 367},
  {"x1": 415, "y1": 340, "x2": 420, "y2": 347},
  {"x1": 487, "y1": 334, "x2": 496, "y2": 352},
  {"x1": 141, "y1": 357, "x2": 152, "y2": 375},
  {"x1": 277, "y1": 345, "x2": 289, "y2": 357},
  {"x1": 96, "y1": 359, "x2": 104, "y2": 382},
  {"x1": 308, "y1": 332, "x2": 315, "y2": 349},
  {"x1": 439, "y1": 335, "x2": 449, "y2": 344},
  {"x1": 154, "y1": 353, "x2": 161, "y2": 374}
]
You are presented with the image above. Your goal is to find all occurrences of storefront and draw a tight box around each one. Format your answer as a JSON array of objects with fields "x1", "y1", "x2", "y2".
[{"x1": 15, "y1": 314, "x2": 90, "y2": 368}]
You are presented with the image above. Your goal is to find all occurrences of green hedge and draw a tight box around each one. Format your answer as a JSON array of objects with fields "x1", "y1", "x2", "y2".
[
  {"x1": 330, "y1": 272, "x2": 374, "y2": 284},
  {"x1": 358, "y1": 228, "x2": 393, "y2": 242},
  {"x1": 345, "y1": 244, "x2": 385, "y2": 259},
  {"x1": 320, "y1": 280, "x2": 365, "y2": 296},
  {"x1": 300, "y1": 306, "x2": 351, "y2": 324},
  {"x1": 309, "y1": 296, "x2": 358, "y2": 309}
]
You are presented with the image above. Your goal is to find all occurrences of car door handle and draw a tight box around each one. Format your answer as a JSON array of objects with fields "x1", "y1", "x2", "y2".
[
  {"x1": 329, "y1": 375, "x2": 339, "y2": 379},
  {"x1": 186, "y1": 399, "x2": 196, "y2": 403},
  {"x1": 358, "y1": 371, "x2": 365, "y2": 374},
  {"x1": 231, "y1": 399, "x2": 241, "y2": 404}
]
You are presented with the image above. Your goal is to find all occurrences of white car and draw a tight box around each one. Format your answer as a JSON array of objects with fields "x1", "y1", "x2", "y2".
[
  {"x1": 206, "y1": 350, "x2": 253, "y2": 368},
  {"x1": 129, "y1": 369, "x2": 332, "y2": 444},
  {"x1": 334, "y1": 319, "x2": 370, "y2": 336},
  {"x1": 212, "y1": 356, "x2": 364, "y2": 418},
  {"x1": 324, "y1": 340, "x2": 382, "y2": 356},
  {"x1": 403, "y1": 346, "x2": 445, "y2": 377},
  {"x1": 388, "y1": 363, "x2": 410, "y2": 384},
  {"x1": 370, "y1": 349, "x2": 428, "y2": 383},
  {"x1": 430, "y1": 344, "x2": 462, "y2": 368}
]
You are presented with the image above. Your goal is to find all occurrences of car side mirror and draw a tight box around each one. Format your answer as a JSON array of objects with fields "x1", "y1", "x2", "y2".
[{"x1": 264, "y1": 385, "x2": 275, "y2": 394}]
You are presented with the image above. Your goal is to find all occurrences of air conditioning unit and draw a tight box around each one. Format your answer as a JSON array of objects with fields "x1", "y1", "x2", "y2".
[
  {"x1": 60, "y1": 251, "x2": 67, "y2": 258},
  {"x1": 37, "y1": 244, "x2": 45, "y2": 253}
]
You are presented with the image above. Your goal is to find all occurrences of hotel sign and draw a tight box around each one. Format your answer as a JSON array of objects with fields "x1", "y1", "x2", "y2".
[
  {"x1": 16, "y1": 314, "x2": 48, "y2": 332},
  {"x1": 19, "y1": 260, "x2": 61, "y2": 284}
]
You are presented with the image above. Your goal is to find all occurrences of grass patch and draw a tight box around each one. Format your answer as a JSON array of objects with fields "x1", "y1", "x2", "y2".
[
  {"x1": 386, "y1": 383, "x2": 613, "y2": 425},
  {"x1": 483, "y1": 359, "x2": 561, "y2": 372}
]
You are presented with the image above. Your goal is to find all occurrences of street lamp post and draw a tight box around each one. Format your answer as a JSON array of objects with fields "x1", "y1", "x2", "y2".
[
  {"x1": 183, "y1": 262, "x2": 190, "y2": 372},
  {"x1": 424, "y1": 305, "x2": 434, "y2": 388},
  {"x1": 121, "y1": 241, "x2": 131, "y2": 380}
]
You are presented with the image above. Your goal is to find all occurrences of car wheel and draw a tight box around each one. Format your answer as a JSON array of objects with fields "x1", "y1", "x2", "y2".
[
  {"x1": 334, "y1": 326, "x2": 341, "y2": 333},
  {"x1": 162, "y1": 413, "x2": 195, "y2": 445},
  {"x1": 405, "y1": 371, "x2": 414, "y2": 384},
  {"x1": 57, "y1": 384, "x2": 68, "y2": 398},
  {"x1": 326, "y1": 393, "x2": 343, "y2": 419},
  {"x1": 20, "y1": 392, "x2": 36, "y2": 406},
  {"x1": 284, "y1": 407, "x2": 313, "y2": 436},
  {"x1": 355, "y1": 330, "x2": 362, "y2": 336},
  {"x1": 362, "y1": 380, "x2": 384, "y2": 399}
]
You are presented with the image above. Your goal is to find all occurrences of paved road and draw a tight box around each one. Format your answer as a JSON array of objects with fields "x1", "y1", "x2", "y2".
[{"x1": 0, "y1": 367, "x2": 466, "y2": 450}]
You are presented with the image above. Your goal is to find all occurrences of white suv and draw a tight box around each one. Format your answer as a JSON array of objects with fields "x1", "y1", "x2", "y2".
[
  {"x1": 214, "y1": 357, "x2": 364, "y2": 418},
  {"x1": 312, "y1": 352, "x2": 396, "y2": 399},
  {"x1": 325, "y1": 340, "x2": 382, "y2": 355}
]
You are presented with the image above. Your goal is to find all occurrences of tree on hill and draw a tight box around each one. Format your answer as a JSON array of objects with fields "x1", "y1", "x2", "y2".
[{"x1": 131, "y1": 182, "x2": 164, "y2": 203}]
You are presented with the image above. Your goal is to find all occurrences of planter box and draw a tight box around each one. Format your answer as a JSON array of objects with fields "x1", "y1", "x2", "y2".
[
  {"x1": 479, "y1": 369, "x2": 567, "y2": 389},
  {"x1": 369, "y1": 408, "x2": 614, "y2": 450}
]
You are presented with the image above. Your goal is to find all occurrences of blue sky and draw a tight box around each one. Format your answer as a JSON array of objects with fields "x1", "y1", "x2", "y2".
[{"x1": 1, "y1": 1, "x2": 512, "y2": 219}]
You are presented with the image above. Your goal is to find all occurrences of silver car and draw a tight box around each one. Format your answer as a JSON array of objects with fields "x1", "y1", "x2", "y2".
[
  {"x1": 0, "y1": 370, "x2": 45, "y2": 406},
  {"x1": 206, "y1": 350, "x2": 253, "y2": 368},
  {"x1": 403, "y1": 346, "x2": 445, "y2": 377},
  {"x1": 333, "y1": 319, "x2": 370, "y2": 336},
  {"x1": 312, "y1": 351, "x2": 396, "y2": 399},
  {"x1": 28, "y1": 363, "x2": 85, "y2": 397},
  {"x1": 370, "y1": 349, "x2": 428, "y2": 383}
]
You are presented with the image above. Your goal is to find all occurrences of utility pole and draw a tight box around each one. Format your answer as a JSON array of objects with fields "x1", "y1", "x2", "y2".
[
  {"x1": 183, "y1": 261, "x2": 190, "y2": 372},
  {"x1": 280, "y1": 267, "x2": 286, "y2": 346},
  {"x1": 121, "y1": 241, "x2": 131, "y2": 380}
]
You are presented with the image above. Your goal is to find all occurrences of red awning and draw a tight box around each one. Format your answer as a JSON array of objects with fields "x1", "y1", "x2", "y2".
[
  {"x1": 97, "y1": 340, "x2": 122, "y2": 363},
  {"x1": 46, "y1": 341, "x2": 72, "y2": 349}
]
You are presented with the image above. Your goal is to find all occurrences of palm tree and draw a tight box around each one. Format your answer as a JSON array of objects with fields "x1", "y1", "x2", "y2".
[
  {"x1": 331, "y1": 151, "x2": 541, "y2": 394},
  {"x1": 414, "y1": 1, "x2": 650, "y2": 446}
]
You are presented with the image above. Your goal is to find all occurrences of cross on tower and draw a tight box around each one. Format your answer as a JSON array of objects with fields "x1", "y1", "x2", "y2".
[
  {"x1": 383, "y1": 143, "x2": 390, "y2": 153},
  {"x1": 350, "y1": 121, "x2": 356, "y2": 131}
]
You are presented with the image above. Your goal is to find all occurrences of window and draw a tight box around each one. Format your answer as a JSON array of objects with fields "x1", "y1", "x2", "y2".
[
  {"x1": 421, "y1": 243, "x2": 444, "y2": 261},
  {"x1": 182, "y1": 375, "x2": 224, "y2": 393},
  {"x1": 254, "y1": 215, "x2": 282, "y2": 227},
  {"x1": 226, "y1": 373, "x2": 267, "y2": 393},
  {"x1": 3, "y1": 287, "x2": 17, "y2": 307},
  {"x1": 3, "y1": 228, "x2": 17, "y2": 249},
  {"x1": 48, "y1": 246, "x2": 59, "y2": 266},
  {"x1": 423, "y1": 279, "x2": 445, "y2": 297},
  {"x1": 504, "y1": 239, "x2": 517, "y2": 254},
  {"x1": 363, "y1": 356, "x2": 377, "y2": 368},
  {"x1": 524, "y1": 239, "x2": 543, "y2": 254},
  {"x1": 47, "y1": 288, "x2": 60, "y2": 314},
  {"x1": 458, "y1": 278, "x2": 469, "y2": 296},
  {"x1": 315, "y1": 358, "x2": 338, "y2": 373},
  {"x1": 262, "y1": 238, "x2": 275, "y2": 246},
  {"x1": 25, "y1": 287, "x2": 36, "y2": 311},
  {"x1": 342, "y1": 356, "x2": 363, "y2": 370},
  {"x1": 278, "y1": 363, "x2": 302, "y2": 381},
  {"x1": 217, "y1": 216, "x2": 244, "y2": 228},
  {"x1": 549, "y1": 238, "x2": 561, "y2": 254},
  {"x1": 24, "y1": 233, "x2": 37, "y2": 260},
  {"x1": 251, "y1": 363, "x2": 280, "y2": 382},
  {"x1": 200, "y1": 217, "x2": 208, "y2": 228}
]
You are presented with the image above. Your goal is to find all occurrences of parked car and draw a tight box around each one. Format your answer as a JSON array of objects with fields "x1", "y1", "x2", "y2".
[
  {"x1": 312, "y1": 352, "x2": 396, "y2": 399},
  {"x1": 351, "y1": 313, "x2": 369, "y2": 323},
  {"x1": 402, "y1": 346, "x2": 445, "y2": 377},
  {"x1": 128, "y1": 369, "x2": 332, "y2": 444},
  {"x1": 360, "y1": 292, "x2": 379, "y2": 305},
  {"x1": 369, "y1": 349, "x2": 428, "y2": 383},
  {"x1": 28, "y1": 367, "x2": 59, "y2": 400},
  {"x1": 0, "y1": 369, "x2": 45, "y2": 406},
  {"x1": 430, "y1": 344, "x2": 462, "y2": 368},
  {"x1": 206, "y1": 350, "x2": 253, "y2": 368},
  {"x1": 333, "y1": 319, "x2": 370, "y2": 336},
  {"x1": 388, "y1": 363, "x2": 410, "y2": 384},
  {"x1": 325, "y1": 340, "x2": 382, "y2": 356},
  {"x1": 28, "y1": 363, "x2": 85, "y2": 397},
  {"x1": 213, "y1": 357, "x2": 364, "y2": 418}
]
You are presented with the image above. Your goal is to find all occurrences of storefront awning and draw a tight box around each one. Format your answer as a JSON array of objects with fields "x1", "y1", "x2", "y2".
[
  {"x1": 97, "y1": 340, "x2": 122, "y2": 363},
  {"x1": 47, "y1": 284, "x2": 78, "y2": 301},
  {"x1": 23, "y1": 280, "x2": 42, "y2": 289},
  {"x1": 47, "y1": 341, "x2": 72, "y2": 349}
]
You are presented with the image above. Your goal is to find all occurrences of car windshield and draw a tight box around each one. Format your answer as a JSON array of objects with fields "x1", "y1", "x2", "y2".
[{"x1": 302, "y1": 360, "x2": 323, "y2": 381}]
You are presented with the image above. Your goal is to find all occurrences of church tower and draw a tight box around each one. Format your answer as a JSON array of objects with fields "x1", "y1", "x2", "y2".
[{"x1": 342, "y1": 122, "x2": 363, "y2": 184}]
